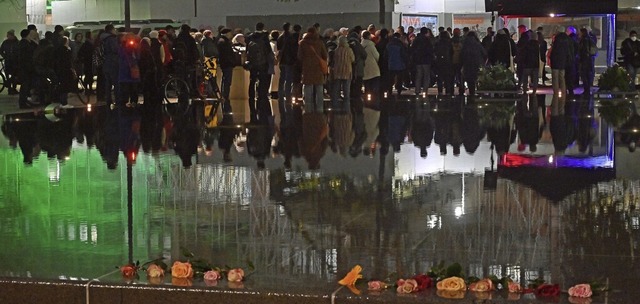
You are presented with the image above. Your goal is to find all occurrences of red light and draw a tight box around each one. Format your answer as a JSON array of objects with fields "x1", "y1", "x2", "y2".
[
  {"x1": 129, "y1": 152, "x2": 137, "y2": 162},
  {"x1": 129, "y1": 40, "x2": 134, "y2": 45}
]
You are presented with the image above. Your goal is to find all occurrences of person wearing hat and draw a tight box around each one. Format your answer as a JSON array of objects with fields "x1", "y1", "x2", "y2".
[{"x1": 0, "y1": 29, "x2": 19, "y2": 94}]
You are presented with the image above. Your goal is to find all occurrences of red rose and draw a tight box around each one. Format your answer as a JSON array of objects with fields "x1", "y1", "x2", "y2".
[
  {"x1": 412, "y1": 274, "x2": 432, "y2": 291},
  {"x1": 536, "y1": 284, "x2": 560, "y2": 297},
  {"x1": 120, "y1": 264, "x2": 137, "y2": 278}
]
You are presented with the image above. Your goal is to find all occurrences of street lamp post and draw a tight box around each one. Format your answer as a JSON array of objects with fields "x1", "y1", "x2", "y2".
[{"x1": 124, "y1": 0, "x2": 131, "y2": 32}]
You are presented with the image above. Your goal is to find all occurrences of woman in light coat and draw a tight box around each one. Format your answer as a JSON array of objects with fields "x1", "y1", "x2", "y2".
[{"x1": 361, "y1": 31, "x2": 380, "y2": 107}]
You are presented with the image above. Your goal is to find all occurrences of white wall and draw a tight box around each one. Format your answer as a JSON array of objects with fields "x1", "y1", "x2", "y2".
[
  {"x1": 396, "y1": 0, "x2": 488, "y2": 14},
  {"x1": 52, "y1": 0, "x2": 152, "y2": 25},
  {"x1": 0, "y1": 0, "x2": 26, "y2": 40}
]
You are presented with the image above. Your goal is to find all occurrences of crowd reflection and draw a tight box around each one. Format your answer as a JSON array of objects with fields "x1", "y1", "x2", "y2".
[{"x1": 0, "y1": 94, "x2": 608, "y2": 169}]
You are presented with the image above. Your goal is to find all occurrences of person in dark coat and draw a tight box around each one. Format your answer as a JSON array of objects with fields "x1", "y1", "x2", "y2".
[
  {"x1": 489, "y1": 29, "x2": 515, "y2": 68},
  {"x1": 434, "y1": 31, "x2": 454, "y2": 95},
  {"x1": 217, "y1": 28, "x2": 235, "y2": 112},
  {"x1": 17, "y1": 29, "x2": 37, "y2": 108},
  {"x1": 385, "y1": 33, "x2": 408, "y2": 96},
  {"x1": 549, "y1": 27, "x2": 573, "y2": 116},
  {"x1": 578, "y1": 28, "x2": 596, "y2": 94},
  {"x1": 349, "y1": 30, "x2": 367, "y2": 112},
  {"x1": 621, "y1": 30, "x2": 640, "y2": 89},
  {"x1": 77, "y1": 31, "x2": 95, "y2": 95},
  {"x1": 411, "y1": 27, "x2": 434, "y2": 96},
  {"x1": 460, "y1": 31, "x2": 487, "y2": 97},
  {"x1": 410, "y1": 100, "x2": 434, "y2": 158},
  {"x1": 376, "y1": 28, "x2": 390, "y2": 97},
  {"x1": 53, "y1": 36, "x2": 75, "y2": 106},
  {"x1": 565, "y1": 26, "x2": 579, "y2": 98},
  {"x1": 0, "y1": 30, "x2": 19, "y2": 94},
  {"x1": 118, "y1": 33, "x2": 140, "y2": 107},
  {"x1": 520, "y1": 30, "x2": 541, "y2": 95},
  {"x1": 101, "y1": 24, "x2": 120, "y2": 105}
]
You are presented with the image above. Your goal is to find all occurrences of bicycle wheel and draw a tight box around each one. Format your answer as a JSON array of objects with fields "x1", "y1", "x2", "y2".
[
  {"x1": 163, "y1": 77, "x2": 191, "y2": 117},
  {"x1": 0, "y1": 72, "x2": 5, "y2": 93}
]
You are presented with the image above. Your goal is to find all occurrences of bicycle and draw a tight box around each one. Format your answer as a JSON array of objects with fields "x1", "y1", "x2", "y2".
[
  {"x1": 162, "y1": 61, "x2": 192, "y2": 118},
  {"x1": 25, "y1": 71, "x2": 86, "y2": 108}
]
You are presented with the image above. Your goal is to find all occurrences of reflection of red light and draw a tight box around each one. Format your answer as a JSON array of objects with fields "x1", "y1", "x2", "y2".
[
  {"x1": 129, "y1": 152, "x2": 136, "y2": 162},
  {"x1": 129, "y1": 40, "x2": 134, "y2": 45}
]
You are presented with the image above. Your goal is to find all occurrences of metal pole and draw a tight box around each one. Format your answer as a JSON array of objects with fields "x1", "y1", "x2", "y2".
[
  {"x1": 124, "y1": 0, "x2": 131, "y2": 32},
  {"x1": 127, "y1": 162, "x2": 133, "y2": 265}
]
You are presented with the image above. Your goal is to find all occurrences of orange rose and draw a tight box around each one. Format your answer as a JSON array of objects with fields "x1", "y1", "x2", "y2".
[
  {"x1": 436, "y1": 276, "x2": 466, "y2": 291},
  {"x1": 146, "y1": 264, "x2": 164, "y2": 278},
  {"x1": 227, "y1": 268, "x2": 245, "y2": 282},
  {"x1": 469, "y1": 278, "x2": 494, "y2": 292},
  {"x1": 171, "y1": 261, "x2": 194, "y2": 279}
]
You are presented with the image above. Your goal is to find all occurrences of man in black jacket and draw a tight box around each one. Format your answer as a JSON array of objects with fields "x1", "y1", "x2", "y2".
[
  {"x1": 550, "y1": 27, "x2": 573, "y2": 116},
  {"x1": 245, "y1": 22, "x2": 274, "y2": 124},
  {"x1": 276, "y1": 22, "x2": 294, "y2": 116},
  {"x1": 621, "y1": 30, "x2": 640, "y2": 89},
  {"x1": 0, "y1": 30, "x2": 19, "y2": 94},
  {"x1": 216, "y1": 28, "x2": 235, "y2": 113},
  {"x1": 411, "y1": 27, "x2": 434, "y2": 96}
]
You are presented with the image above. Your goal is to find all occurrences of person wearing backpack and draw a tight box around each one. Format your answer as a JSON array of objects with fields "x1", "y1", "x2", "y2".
[
  {"x1": 578, "y1": 28, "x2": 596, "y2": 94},
  {"x1": 245, "y1": 22, "x2": 275, "y2": 124}
]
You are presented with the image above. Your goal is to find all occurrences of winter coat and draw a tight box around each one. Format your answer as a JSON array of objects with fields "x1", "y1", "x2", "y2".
[
  {"x1": 521, "y1": 40, "x2": 541, "y2": 69},
  {"x1": 461, "y1": 36, "x2": 487, "y2": 74},
  {"x1": 348, "y1": 33, "x2": 367, "y2": 78},
  {"x1": 549, "y1": 33, "x2": 573, "y2": 69},
  {"x1": 434, "y1": 36, "x2": 453, "y2": 71},
  {"x1": 386, "y1": 37, "x2": 407, "y2": 71},
  {"x1": 0, "y1": 38, "x2": 19, "y2": 72},
  {"x1": 118, "y1": 43, "x2": 140, "y2": 83},
  {"x1": 278, "y1": 31, "x2": 299, "y2": 66},
  {"x1": 361, "y1": 39, "x2": 380, "y2": 80},
  {"x1": 53, "y1": 46, "x2": 75, "y2": 93},
  {"x1": 489, "y1": 33, "x2": 515, "y2": 67},
  {"x1": 621, "y1": 37, "x2": 640, "y2": 67},
  {"x1": 174, "y1": 32, "x2": 199, "y2": 65},
  {"x1": 410, "y1": 34, "x2": 434, "y2": 66},
  {"x1": 150, "y1": 39, "x2": 164, "y2": 80},
  {"x1": 376, "y1": 37, "x2": 389, "y2": 72},
  {"x1": 100, "y1": 32, "x2": 119, "y2": 73},
  {"x1": 17, "y1": 39, "x2": 36, "y2": 79},
  {"x1": 298, "y1": 32, "x2": 328, "y2": 85},
  {"x1": 217, "y1": 36, "x2": 236, "y2": 69},
  {"x1": 202, "y1": 36, "x2": 218, "y2": 58},
  {"x1": 331, "y1": 43, "x2": 355, "y2": 80},
  {"x1": 77, "y1": 40, "x2": 94, "y2": 72}
]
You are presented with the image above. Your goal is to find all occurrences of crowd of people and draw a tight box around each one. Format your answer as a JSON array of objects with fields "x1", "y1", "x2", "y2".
[{"x1": 0, "y1": 20, "x2": 614, "y2": 168}]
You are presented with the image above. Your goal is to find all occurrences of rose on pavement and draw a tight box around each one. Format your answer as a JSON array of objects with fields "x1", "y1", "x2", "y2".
[
  {"x1": 368, "y1": 280, "x2": 386, "y2": 291},
  {"x1": 227, "y1": 268, "x2": 245, "y2": 282},
  {"x1": 396, "y1": 279, "x2": 419, "y2": 294},
  {"x1": 508, "y1": 282, "x2": 522, "y2": 293},
  {"x1": 412, "y1": 274, "x2": 432, "y2": 290},
  {"x1": 536, "y1": 284, "x2": 560, "y2": 297},
  {"x1": 568, "y1": 284, "x2": 593, "y2": 298},
  {"x1": 436, "y1": 276, "x2": 466, "y2": 291},
  {"x1": 204, "y1": 270, "x2": 221, "y2": 281},
  {"x1": 146, "y1": 264, "x2": 164, "y2": 278},
  {"x1": 171, "y1": 261, "x2": 193, "y2": 279}
]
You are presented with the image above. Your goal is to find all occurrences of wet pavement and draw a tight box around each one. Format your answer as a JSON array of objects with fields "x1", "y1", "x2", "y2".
[{"x1": 0, "y1": 89, "x2": 638, "y2": 303}]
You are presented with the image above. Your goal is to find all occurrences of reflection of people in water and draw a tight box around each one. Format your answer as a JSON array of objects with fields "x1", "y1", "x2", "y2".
[
  {"x1": 514, "y1": 96, "x2": 542, "y2": 153},
  {"x1": 171, "y1": 115, "x2": 200, "y2": 168},
  {"x1": 300, "y1": 112, "x2": 328, "y2": 170},
  {"x1": 37, "y1": 115, "x2": 73, "y2": 161},
  {"x1": 462, "y1": 105, "x2": 485, "y2": 154},
  {"x1": 278, "y1": 105, "x2": 303, "y2": 169},
  {"x1": 433, "y1": 99, "x2": 463, "y2": 156},
  {"x1": 410, "y1": 100, "x2": 434, "y2": 158},
  {"x1": 329, "y1": 112, "x2": 354, "y2": 156},
  {"x1": 2, "y1": 114, "x2": 39, "y2": 164},
  {"x1": 387, "y1": 99, "x2": 409, "y2": 153},
  {"x1": 217, "y1": 114, "x2": 241, "y2": 162},
  {"x1": 247, "y1": 120, "x2": 273, "y2": 170}
]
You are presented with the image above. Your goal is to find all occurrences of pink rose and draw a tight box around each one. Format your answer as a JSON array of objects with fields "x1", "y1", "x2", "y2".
[
  {"x1": 204, "y1": 270, "x2": 221, "y2": 281},
  {"x1": 568, "y1": 284, "x2": 593, "y2": 298},
  {"x1": 368, "y1": 280, "x2": 385, "y2": 291},
  {"x1": 396, "y1": 279, "x2": 419, "y2": 294},
  {"x1": 205, "y1": 279, "x2": 219, "y2": 287},
  {"x1": 508, "y1": 282, "x2": 523, "y2": 293},
  {"x1": 227, "y1": 268, "x2": 245, "y2": 282},
  {"x1": 146, "y1": 264, "x2": 164, "y2": 278},
  {"x1": 569, "y1": 297, "x2": 593, "y2": 304}
]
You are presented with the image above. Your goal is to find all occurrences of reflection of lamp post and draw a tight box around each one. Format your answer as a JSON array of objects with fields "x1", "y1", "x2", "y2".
[{"x1": 126, "y1": 151, "x2": 136, "y2": 265}]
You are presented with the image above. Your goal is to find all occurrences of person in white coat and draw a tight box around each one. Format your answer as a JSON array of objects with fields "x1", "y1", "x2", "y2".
[{"x1": 361, "y1": 31, "x2": 380, "y2": 108}]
